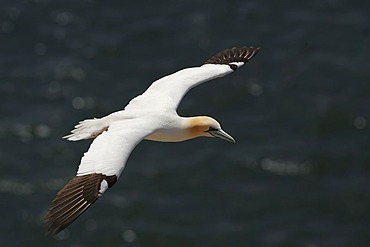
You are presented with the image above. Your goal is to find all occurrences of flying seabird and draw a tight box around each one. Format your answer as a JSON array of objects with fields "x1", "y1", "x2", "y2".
[{"x1": 45, "y1": 46, "x2": 260, "y2": 235}]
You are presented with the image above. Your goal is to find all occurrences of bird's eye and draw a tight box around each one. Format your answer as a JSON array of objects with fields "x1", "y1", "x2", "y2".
[{"x1": 207, "y1": 127, "x2": 218, "y2": 132}]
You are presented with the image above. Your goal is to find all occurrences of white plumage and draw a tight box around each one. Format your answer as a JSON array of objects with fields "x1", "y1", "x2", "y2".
[{"x1": 45, "y1": 46, "x2": 260, "y2": 235}]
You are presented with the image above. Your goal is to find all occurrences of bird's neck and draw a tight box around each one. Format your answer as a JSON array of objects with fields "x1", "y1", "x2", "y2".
[{"x1": 144, "y1": 116, "x2": 210, "y2": 142}]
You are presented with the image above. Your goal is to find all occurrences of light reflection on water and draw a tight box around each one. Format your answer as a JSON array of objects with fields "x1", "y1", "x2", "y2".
[
  {"x1": 0, "y1": 179, "x2": 35, "y2": 195},
  {"x1": 260, "y1": 158, "x2": 311, "y2": 176},
  {"x1": 0, "y1": 0, "x2": 369, "y2": 246}
]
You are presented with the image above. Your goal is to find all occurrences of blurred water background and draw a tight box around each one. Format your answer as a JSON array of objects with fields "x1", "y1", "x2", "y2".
[{"x1": 0, "y1": 0, "x2": 369, "y2": 246}]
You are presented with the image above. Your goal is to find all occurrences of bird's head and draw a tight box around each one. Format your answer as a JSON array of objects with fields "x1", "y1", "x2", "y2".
[{"x1": 186, "y1": 116, "x2": 235, "y2": 143}]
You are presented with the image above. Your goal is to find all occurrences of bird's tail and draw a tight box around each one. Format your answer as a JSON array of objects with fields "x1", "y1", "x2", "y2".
[{"x1": 63, "y1": 118, "x2": 108, "y2": 141}]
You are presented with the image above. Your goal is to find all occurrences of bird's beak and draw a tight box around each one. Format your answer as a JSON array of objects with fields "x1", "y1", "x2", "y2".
[{"x1": 209, "y1": 129, "x2": 236, "y2": 143}]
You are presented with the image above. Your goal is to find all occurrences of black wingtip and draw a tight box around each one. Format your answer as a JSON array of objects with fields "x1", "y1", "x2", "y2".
[
  {"x1": 204, "y1": 46, "x2": 261, "y2": 66},
  {"x1": 44, "y1": 173, "x2": 117, "y2": 236}
]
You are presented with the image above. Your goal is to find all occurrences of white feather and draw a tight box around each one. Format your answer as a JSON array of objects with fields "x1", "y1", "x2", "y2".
[
  {"x1": 63, "y1": 118, "x2": 105, "y2": 141},
  {"x1": 47, "y1": 46, "x2": 260, "y2": 235},
  {"x1": 77, "y1": 119, "x2": 156, "y2": 177},
  {"x1": 73, "y1": 64, "x2": 242, "y2": 177},
  {"x1": 65, "y1": 64, "x2": 236, "y2": 143},
  {"x1": 68, "y1": 47, "x2": 260, "y2": 175},
  {"x1": 126, "y1": 64, "x2": 234, "y2": 111}
]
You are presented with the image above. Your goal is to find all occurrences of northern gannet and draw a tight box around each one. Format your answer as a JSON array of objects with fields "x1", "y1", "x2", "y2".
[{"x1": 45, "y1": 46, "x2": 260, "y2": 235}]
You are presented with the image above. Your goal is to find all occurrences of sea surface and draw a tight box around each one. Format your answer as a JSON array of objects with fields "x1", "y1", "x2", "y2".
[{"x1": 0, "y1": 0, "x2": 369, "y2": 246}]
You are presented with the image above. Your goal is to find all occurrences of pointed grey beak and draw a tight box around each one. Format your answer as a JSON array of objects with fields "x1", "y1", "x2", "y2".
[{"x1": 209, "y1": 129, "x2": 236, "y2": 143}]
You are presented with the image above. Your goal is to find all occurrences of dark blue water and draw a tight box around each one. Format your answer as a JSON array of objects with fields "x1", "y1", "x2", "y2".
[{"x1": 1, "y1": 0, "x2": 369, "y2": 246}]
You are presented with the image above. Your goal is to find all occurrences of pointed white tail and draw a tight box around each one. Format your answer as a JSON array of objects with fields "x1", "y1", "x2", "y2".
[{"x1": 63, "y1": 118, "x2": 108, "y2": 141}]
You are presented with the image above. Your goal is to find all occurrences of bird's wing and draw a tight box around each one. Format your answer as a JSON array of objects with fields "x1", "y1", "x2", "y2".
[
  {"x1": 45, "y1": 119, "x2": 155, "y2": 235},
  {"x1": 128, "y1": 46, "x2": 260, "y2": 111}
]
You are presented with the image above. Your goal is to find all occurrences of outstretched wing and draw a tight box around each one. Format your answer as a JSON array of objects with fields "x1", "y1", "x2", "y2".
[
  {"x1": 45, "y1": 119, "x2": 154, "y2": 235},
  {"x1": 132, "y1": 46, "x2": 260, "y2": 111}
]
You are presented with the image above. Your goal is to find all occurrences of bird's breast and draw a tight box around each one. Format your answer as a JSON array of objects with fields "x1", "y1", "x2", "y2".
[{"x1": 144, "y1": 128, "x2": 200, "y2": 142}]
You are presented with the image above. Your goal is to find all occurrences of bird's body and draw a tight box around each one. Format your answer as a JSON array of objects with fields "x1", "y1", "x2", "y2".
[{"x1": 45, "y1": 46, "x2": 260, "y2": 235}]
